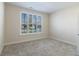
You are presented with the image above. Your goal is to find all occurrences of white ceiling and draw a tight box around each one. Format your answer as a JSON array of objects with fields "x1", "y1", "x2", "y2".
[{"x1": 7, "y1": 2, "x2": 79, "y2": 13}]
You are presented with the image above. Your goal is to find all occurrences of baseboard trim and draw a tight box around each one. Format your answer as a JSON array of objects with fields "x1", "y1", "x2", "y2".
[
  {"x1": 4, "y1": 36, "x2": 76, "y2": 46},
  {"x1": 4, "y1": 37, "x2": 48, "y2": 46},
  {"x1": 50, "y1": 36, "x2": 76, "y2": 46}
]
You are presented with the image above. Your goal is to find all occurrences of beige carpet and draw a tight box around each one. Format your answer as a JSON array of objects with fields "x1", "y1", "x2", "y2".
[{"x1": 1, "y1": 39, "x2": 76, "y2": 56}]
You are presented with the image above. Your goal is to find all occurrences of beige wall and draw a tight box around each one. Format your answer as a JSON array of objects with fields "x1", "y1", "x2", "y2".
[
  {"x1": 49, "y1": 6, "x2": 79, "y2": 55},
  {"x1": 49, "y1": 6, "x2": 78, "y2": 45},
  {"x1": 0, "y1": 2, "x2": 4, "y2": 54},
  {"x1": 5, "y1": 3, "x2": 49, "y2": 45}
]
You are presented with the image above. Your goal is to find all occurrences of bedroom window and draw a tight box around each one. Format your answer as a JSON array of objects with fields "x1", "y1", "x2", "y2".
[{"x1": 20, "y1": 12, "x2": 42, "y2": 34}]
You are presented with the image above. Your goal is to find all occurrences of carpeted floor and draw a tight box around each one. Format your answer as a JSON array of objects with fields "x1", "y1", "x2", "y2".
[{"x1": 1, "y1": 39, "x2": 77, "y2": 56}]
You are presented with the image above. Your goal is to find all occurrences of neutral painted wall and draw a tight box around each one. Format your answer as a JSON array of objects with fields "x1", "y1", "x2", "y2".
[
  {"x1": 49, "y1": 6, "x2": 79, "y2": 55},
  {"x1": 0, "y1": 2, "x2": 4, "y2": 54},
  {"x1": 5, "y1": 3, "x2": 49, "y2": 45}
]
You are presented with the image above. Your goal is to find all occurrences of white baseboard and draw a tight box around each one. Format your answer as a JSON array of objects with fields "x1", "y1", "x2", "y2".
[
  {"x1": 4, "y1": 37, "x2": 48, "y2": 46},
  {"x1": 5, "y1": 36, "x2": 76, "y2": 46},
  {"x1": 50, "y1": 36, "x2": 76, "y2": 46}
]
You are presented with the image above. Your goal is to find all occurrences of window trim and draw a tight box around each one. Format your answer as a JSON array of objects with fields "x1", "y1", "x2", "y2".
[{"x1": 20, "y1": 11, "x2": 43, "y2": 35}]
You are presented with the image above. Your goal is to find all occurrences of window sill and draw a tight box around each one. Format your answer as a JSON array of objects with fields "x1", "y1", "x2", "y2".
[{"x1": 20, "y1": 32, "x2": 42, "y2": 35}]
